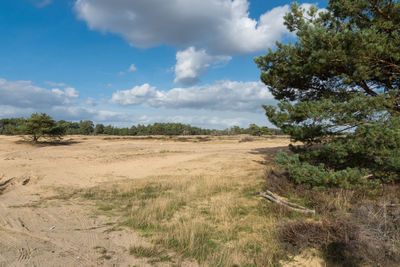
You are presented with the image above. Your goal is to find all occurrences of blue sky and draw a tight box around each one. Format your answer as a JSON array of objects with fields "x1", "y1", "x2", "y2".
[{"x1": 0, "y1": 0, "x2": 326, "y2": 129}]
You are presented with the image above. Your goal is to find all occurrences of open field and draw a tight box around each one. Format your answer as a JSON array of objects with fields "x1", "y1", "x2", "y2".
[{"x1": 0, "y1": 135, "x2": 328, "y2": 266}]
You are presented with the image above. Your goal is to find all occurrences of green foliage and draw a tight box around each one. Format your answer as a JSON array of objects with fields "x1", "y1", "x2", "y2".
[
  {"x1": 94, "y1": 123, "x2": 104, "y2": 134},
  {"x1": 88, "y1": 123, "x2": 276, "y2": 136},
  {"x1": 274, "y1": 150, "x2": 376, "y2": 188},
  {"x1": 246, "y1": 124, "x2": 272, "y2": 136},
  {"x1": 255, "y1": 0, "x2": 400, "y2": 187},
  {"x1": 22, "y1": 113, "x2": 66, "y2": 142},
  {"x1": 78, "y1": 120, "x2": 94, "y2": 135},
  {"x1": 1, "y1": 117, "x2": 277, "y2": 137},
  {"x1": 228, "y1": 124, "x2": 277, "y2": 135},
  {"x1": 0, "y1": 118, "x2": 25, "y2": 135}
]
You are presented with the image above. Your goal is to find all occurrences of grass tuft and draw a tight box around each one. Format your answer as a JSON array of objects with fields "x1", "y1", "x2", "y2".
[{"x1": 129, "y1": 246, "x2": 164, "y2": 258}]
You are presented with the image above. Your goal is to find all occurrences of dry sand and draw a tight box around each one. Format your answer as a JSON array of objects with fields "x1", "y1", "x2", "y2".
[{"x1": 0, "y1": 135, "x2": 291, "y2": 266}]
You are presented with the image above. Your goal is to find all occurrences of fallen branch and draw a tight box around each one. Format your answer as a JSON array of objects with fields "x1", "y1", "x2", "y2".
[{"x1": 258, "y1": 191, "x2": 315, "y2": 214}]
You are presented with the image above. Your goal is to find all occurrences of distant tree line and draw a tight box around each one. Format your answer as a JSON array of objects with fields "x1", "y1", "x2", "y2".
[{"x1": 0, "y1": 113, "x2": 283, "y2": 140}]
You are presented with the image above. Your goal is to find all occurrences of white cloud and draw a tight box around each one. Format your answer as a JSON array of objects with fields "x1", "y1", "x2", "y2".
[
  {"x1": 174, "y1": 47, "x2": 231, "y2": 85},
  {"x1": 0, "y1": 78, "x2": 116, "y2": 123},
  {"x1": 128, "y1": 64, "x2": 137, "y2": 72},
  {"x1": 74, "y1": 0, "x2": 296, "y2": 54},
  {"x1": 0, "y1": 105, "x2": 35, "y2": 118},
  {"x1": 74, "y1": 0, "x2": 318, "y2": 84},
  {"x1": 43, "y1": 82, "x2": 79, "y2": 98},
  {"x1": 0, "y1": 78, "x2": 79, "y2": 109},
  {"x1": 50, "y1": 106, "x2": 123, "y2": 122},
  {"x1": 51, "y1": 87, "x2": 79, "y2": 98},
  {"x1": 110, "y1": 84, "x2": 158, "y2": 106},
  {"x1": 110, "y1": 80, "x2": 274, "y2": 112},
  {"x1": 64, "y1": 87, "x2": 79, "y2": 98}
]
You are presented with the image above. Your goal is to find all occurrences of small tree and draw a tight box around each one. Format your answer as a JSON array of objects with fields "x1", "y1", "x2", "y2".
[
  {"x1": 22, "y1": 113, "x2": 66, "y2": 143},
  {"x1": 248, "y1": 124, "x2": 262, "y2": 136},
  {"x1": 255, "y1": 0, "x2": 400, "y2": 188},
  {"x1": 95, "y1": 123, "x2": 105, "y2": 135},
  {"x1": 260, "y1": 126, "x2": 271, "y2": 135},
  {"x1": 79, "y1": 120, "x2": 94, "y2": 135}
]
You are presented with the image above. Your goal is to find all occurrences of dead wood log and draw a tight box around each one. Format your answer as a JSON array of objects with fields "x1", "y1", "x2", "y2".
[{"x1": 258, "y1": 191, "x2": 315, "y2": 214}]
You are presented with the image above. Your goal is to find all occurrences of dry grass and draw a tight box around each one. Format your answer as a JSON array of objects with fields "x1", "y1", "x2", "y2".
[
  {"x1": 44, "y1": 165, "x2": 400, "y2": 266},
  {"x1": 76, "y1": 172, "x2": 286, "y2": 266},
  {"x1": 264, "y1": 169, "x2": 400, "y2": 266},
  {"x1": 239, "y1": 137, "x2": 255, "y2": 143}
]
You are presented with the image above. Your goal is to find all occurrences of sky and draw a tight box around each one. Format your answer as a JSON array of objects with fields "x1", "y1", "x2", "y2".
[{"x1": 0, "y1": 0, "x2": 327, "y2": 129}]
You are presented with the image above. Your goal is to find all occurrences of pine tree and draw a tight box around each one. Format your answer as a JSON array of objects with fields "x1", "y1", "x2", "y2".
[
  {"x1": 255, "y1": 0, "x2": 400, "y2": 188},
  {"x1": 22, "y1": 113, "x2": 66, "y2": 143}
]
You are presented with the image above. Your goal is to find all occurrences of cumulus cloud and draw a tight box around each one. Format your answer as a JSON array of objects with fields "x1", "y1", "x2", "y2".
[
  {"x1": 174, "y1": 47, "x2": 231, "y2": 85},
  {"x1": 52, "y1": 87, "x2": 80, "y2": 98},
  {"x1": 0, "y1": 78, "x2": 120, "y2": 122},
  {"x1": 50, "y1": 106, "x2": 123, "y2": 122},
  {"x1": 43, "y1": 81, "x2": 79, "y2": 98},
  {"x1": 110, "y1": 84, "x2": 158, "y2": 106},
  {"x1": 64, "y1": 87, "x2": 79, "y2": 98},
  {"x1": 74, "y1": 0, "x2": 295, "y2": 54},
  {"x1": 0, "y1": 77, "x2": 273, "y2": 129},
  {"x1": 0, "y1": 77, "x2": 269, "y2": 129},
  {"x1": 110, "y1": 80, "x2": 274, "y2": 112},
  {"x1": 74, "y1": 0, "x2": 317, "y2": 84},
  {"x1": 0, "y1": 78, "x2": 79, "y2": 109},
  {"x1": 0, "y1": 77, "x2": 126, "y2": 124}
]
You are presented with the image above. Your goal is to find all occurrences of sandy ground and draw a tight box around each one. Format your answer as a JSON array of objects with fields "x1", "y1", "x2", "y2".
[{"x1": 0, "y1": 135, "x2": 290, "y2": 267}]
